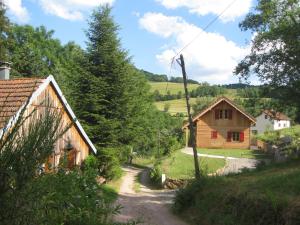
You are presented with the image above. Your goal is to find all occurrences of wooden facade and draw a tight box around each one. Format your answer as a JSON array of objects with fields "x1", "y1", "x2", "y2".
[
  {"x1": 184, "y1": 97, "x2": 256, "y2": 149},
  {"x1": 0, "y1": 76, "x2": 96, "y2": 170},
  {"x1": 35, "y1": 84, "x2": 90, "y2": 168}
]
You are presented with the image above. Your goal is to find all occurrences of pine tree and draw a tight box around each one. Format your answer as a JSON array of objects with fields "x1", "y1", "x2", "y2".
[{"x1": 79, "y1": 5, "x2": 153, "y2": 148}]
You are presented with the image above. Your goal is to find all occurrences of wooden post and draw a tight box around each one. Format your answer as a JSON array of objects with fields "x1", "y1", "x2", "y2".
[{"x1": 177, "y1": 54, "x2": 200, "y2": 180}]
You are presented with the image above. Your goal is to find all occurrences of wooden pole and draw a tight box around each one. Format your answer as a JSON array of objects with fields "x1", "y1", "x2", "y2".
[{"x1": 177, "y1": 54, "x2": 200, "y2": 180}]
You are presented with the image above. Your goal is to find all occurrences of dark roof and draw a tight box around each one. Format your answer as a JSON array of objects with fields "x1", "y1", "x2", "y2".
[
  {"x1": 182, "y1": 96, "x2": 256, "y2": 129},
  {"x1": 263, "y1": 110, "x2": 290, "y2": 121},
  {"x1": 0, "y1": 78, "x2": 44, "y2": 129}
]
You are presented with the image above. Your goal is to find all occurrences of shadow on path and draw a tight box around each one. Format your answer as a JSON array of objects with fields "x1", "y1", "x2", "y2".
[{"x1": 114, "y1": 166, "x2": 187, "y2": 225}]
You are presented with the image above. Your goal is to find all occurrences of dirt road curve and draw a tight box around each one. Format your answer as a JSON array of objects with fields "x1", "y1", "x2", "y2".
[{"x1": 114, "y1": 166, "x2": 188, "y2": 225}]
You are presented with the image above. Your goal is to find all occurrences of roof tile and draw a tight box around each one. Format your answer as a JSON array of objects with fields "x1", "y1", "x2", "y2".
[{"x1": 0, "y1": 78, "x2": 44, "y2": 129}]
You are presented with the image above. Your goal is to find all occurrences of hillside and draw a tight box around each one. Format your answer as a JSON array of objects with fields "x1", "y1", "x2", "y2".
[
  {"x1": 149, "y1": 82, "x2": 200, "y2": 95},
  {"x1": 174, "y1": 159, "x2": 300, "y2": 225},
  {"x1": 150, "y1": 82, "x2": 238, "y2": 116}
]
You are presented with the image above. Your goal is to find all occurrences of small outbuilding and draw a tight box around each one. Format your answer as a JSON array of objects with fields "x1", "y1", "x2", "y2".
[
  {"x1": 183, "y1": 97, "x2": 256, "y2": 149},
  {"x1": 0, "y1": 63, "x2": 96, "y2": 170}
]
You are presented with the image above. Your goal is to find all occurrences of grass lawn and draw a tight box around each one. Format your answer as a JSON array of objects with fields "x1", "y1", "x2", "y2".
[
  {"x1": 161, "y1": 151, "x2": 226, "y2": 179},
  {"x1": 174, "y1": 159, "x2": 300, "y2": 225},
  {"x1": 149, "y1": 82, "x2": 199, "y2": 95},
  {"x1": 197, "y1": 148, "x2": 268, "y2": 159},
  {"x1": 132, "y1": 156, "x2": 156, "y2": 168}
]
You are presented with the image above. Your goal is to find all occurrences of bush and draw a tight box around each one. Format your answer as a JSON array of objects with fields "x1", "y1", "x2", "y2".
[
  {"x1": 13, "y1": 169, "x2": 120, "y2": 225},
  {"x1": 96, "y1": 147, "x2": 123, "y2": 180},
  {"x1": 82, "y1": 155, "x2": 99, "y2": 171},
  {"x1": 150, "y1": 162, "x2": 162, "y2": 185}
]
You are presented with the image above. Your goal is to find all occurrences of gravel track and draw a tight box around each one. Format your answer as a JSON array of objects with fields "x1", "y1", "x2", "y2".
[{"x1": 114, "y1": 166, "x2": 188, "y2": 225}]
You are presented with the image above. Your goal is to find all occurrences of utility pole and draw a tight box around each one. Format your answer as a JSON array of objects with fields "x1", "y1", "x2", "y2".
[{"x1": 177, "y1": 54, "x2": 200, "y2": 180}]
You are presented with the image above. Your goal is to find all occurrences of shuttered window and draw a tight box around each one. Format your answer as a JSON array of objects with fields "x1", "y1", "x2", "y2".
[
  {"x1": 229, "y1": 131, "x2": 245, "y2": 142},
  {"x1": 211, "y1": 131, "x2": 218, "y2": 139},
  {"x1": 240, "y1": 132, "x2": 244, "y2": 142},
  {"x1": 227, "y1": 131, "x2": 232, "y2": 142}
]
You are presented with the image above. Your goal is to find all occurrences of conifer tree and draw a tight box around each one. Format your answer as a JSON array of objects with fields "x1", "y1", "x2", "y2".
[{"x1": 79, "y1": 5, "x2": 153, "y2": 148}]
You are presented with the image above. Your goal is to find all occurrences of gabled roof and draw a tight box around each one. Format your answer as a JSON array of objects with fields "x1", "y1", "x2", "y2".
[
  {"x1": 0, "y1": 75, "x2": 97, "y2": 154},
  {"x1": 182, "y1": 96, "x2": 256, "y2": 129},
  {"x1": 263, "y1": 110, "x2": 290, "y2": 121}
]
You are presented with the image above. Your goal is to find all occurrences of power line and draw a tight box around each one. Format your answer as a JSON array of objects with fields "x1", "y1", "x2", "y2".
[
  {"x1": 165, "y1": 0, "x2": 238, "y2": 110},
  {"x1": 172, "y1": 0, "x2": 239, "y2": 60}
]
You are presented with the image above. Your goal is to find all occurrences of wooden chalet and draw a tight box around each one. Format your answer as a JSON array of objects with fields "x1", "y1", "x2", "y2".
[
  {"x1": 0, "y1": 67, "x2": 96, "y2": 170},
  {"x1": 183, "y1": 97, "x2": 256, "y2": 149}
]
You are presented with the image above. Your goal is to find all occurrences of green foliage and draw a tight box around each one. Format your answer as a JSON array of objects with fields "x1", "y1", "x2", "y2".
[
  {"x1": 190, "y1": 84, "x2": 227, "y2": 98},
  {"x1": 235, "y1": 0, "x2": 300, "y2": 121},
  {"x1": 236, "y1": 87, "x2": 262, "y2": 98},
  {"x1": 0, "y1": 3, "x2": 10, "y2": 61},
  {"x1": 0, "y1": 102, "x2": 66, "y2": 198},
  {"x1": 20, "y1": 169, "x2": 120, "y2": 225},
  {"x1": 150, "y1": 161, "x2": 162, "y2": 185},
  {"x1": 139, "y1": 69, "x2": 168, "y2": 82},
  {"x1": 192, "y1": 97, "x2": 214, "y2": 115},
  {"x1": 257, "y1": 126, "x2": 300, "y2": 152},
  {"x1": 174, "y1": 160, "x2": 300, "y2": 225},
  {"x1": 140, "y1": 69, "x2": 198, "y2": 84},
  {"x1": 96, "y1": 148, "x2": 123, "y2": 180},
  {"x1": 234, "y1": 97, "x2": 298, "y2": 119},
  {"x1": 82, "y1": 155, "x2": 99, "y2": 170},
  {"x1": 0, "y1": 101, "x2": 129, "y2": 225}
]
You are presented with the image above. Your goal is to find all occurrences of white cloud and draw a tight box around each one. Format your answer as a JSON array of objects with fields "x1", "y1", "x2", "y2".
[
  {"x1": 156, "y1": 0, "x2": 253, "y2": 22},
  {"x1": 3, "y1": 0, "x2": 30, "y2": 22},
  {"x1": 39, "y1": 0, "x2": 114, "y2": 21},
  {"x1": 139, "y1": 13, "x2": 250, "y2": 83}
]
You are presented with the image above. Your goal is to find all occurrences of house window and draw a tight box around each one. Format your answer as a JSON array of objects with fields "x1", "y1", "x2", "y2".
[
  {"x1": 278, "y1": 123, "x2": 281, "y2": 127},
  {"x1": 265, "y1": 115, "x2": 268, "y2": 119},
  {"x1": 219, "y1": 109, "x2": 223, "y2": 119},
  {"x1": 211, "y1": 130, "x2": 218, "y2": 139},
  {"x1": 283, "y1": 123, "x2": 286, "y2": 127},
  {"x1": 215, "y1": 109, "x2": 232, "y2": 120},
  {"x1": 227, "y1": 131, "x2": 244, "y2": 142},
  {"x1": 232, "y1": 132, "x2": 240, "y2": 141}
]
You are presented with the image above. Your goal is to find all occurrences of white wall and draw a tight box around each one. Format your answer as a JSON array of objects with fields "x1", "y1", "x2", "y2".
[
  {"x1": 251, "y1": 113, "x2": 273, "y2": 134},
  {"x1": 274, "y1": 120, "x2": 290, "y2": 130},
  {"x1": 251, "y1": 113, "x2": 291, "y2": 134}
]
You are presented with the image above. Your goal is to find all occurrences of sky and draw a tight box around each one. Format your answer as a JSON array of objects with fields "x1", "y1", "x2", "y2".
[{"x1": 4, "y1": 0, "x2": 258, "y2": 84}]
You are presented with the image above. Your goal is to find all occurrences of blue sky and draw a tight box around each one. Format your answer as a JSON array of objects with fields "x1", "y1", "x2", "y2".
[{"x1": 4, "y1": 0, "x2": 257, "y2": 84}]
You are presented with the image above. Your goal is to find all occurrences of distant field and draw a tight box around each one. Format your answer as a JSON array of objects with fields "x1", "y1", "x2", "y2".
[
  {"x1": 155, "y1": 98, "x2": 198, "y2": 115},
  {"x1": 150, "y1": 81, "x2": 241, "y2": 115},
  {"x1": 149, "y1": 82, "x2": 199, "y2": 95}
]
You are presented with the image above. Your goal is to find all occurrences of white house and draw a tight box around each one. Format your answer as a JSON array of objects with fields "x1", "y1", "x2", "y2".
[{"x1": 251, "y1": 110, "x2": 291, "y2": 134}]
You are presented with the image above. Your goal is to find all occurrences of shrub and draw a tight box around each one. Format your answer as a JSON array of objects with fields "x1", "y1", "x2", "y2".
[
  {"x1": 150, "y1": 162, "x2": 162, "y2": 185},
  {"x1": 82, "y1": 155, "x2": 99, "y2": 171},
  {"x1": 96, "y1": 147, "x2": 123, "y2": 180},
  {"x1": 13, "y1": 168, "x2": 120, "y2": 225}
]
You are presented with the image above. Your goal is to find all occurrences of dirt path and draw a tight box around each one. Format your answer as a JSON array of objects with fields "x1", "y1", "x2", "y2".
[{"x1": 114, "y1": 166, "x2": 188, "y2": 225}]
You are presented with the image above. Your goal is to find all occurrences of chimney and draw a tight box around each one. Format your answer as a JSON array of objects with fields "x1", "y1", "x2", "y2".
[{"x1": 0, "y1": 61, "x2": 11, "y2": 80}]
